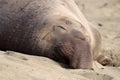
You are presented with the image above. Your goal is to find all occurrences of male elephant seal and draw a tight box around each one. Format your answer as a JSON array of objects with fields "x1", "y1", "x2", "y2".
[{"x1": 0, "y1": 0, "x2": 112, "y2": 69}]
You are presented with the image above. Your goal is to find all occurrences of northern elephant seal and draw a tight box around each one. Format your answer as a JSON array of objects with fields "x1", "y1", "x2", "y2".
[{"x1": 0, "y1": 0, "x2": 112, "y2": 69}]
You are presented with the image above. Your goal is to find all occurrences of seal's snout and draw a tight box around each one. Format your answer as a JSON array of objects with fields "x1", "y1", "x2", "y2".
[{"x1": 52, "y1": 29, "x2": 92, "y2": 69}]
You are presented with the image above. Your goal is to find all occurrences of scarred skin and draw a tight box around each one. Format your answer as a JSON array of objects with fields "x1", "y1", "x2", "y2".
[{"x1": 0, "y1": 0, "x2": 112, "y2": 69}]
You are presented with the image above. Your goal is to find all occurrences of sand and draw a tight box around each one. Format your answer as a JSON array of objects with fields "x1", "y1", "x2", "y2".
[
  {"x1": 0, "y1": 51, "x2": 120, "y2": 80},
  {"x1": 0, "y1": 0, "x2": 120, "y2": 80}
]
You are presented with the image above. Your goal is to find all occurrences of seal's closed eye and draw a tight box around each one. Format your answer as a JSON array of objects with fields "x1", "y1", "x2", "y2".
[
  {"x1": 53, "y1": 26, "x2": 67, "y2": 35},
  {"x1": 53, "y1": 25, "x2": 66, "y2": 31},
  {"x1": 56, "y1": 26, "x2": 66, "y2": 30}
]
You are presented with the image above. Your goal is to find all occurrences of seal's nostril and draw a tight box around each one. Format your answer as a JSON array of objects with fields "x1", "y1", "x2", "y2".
[{"x1": 71, "y1": 30, "x2": 86, "y2": 40}]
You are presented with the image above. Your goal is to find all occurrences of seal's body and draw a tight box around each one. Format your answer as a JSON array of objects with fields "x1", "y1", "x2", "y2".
[{"x1": 0, "y1": 0, "x2": 111, "y2": 69}]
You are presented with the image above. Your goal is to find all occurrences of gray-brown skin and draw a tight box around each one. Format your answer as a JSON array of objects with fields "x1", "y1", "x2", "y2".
[{"x1": 0, "y1": 0, "x2": 112, "y2": 69}]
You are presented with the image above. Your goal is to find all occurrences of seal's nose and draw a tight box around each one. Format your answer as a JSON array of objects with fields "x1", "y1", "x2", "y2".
[{"x1": 71, "y1": 29, "x2": 86, "y2": 40}]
